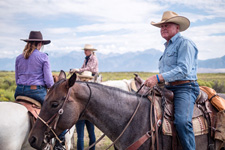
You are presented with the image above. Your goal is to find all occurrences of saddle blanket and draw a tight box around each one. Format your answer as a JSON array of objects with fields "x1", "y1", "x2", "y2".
[{"x1": 162, "y1": 116, "x2": 208, "y2": 136}]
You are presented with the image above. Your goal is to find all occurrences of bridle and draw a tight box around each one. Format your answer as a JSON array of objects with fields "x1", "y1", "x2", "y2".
[
  {"x1": 37, "y1": 81, "x2": 154, "y2": 150},
  {"x1": 36, "y1": 81, "x2": 92, "y2": 145}
]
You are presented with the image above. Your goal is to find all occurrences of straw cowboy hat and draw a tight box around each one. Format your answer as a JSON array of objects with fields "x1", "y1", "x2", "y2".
[
  {"x1": 82, "y1": 44, "x2": 97, "y2": 51},
  {"x1": 78, "y1": 71, "x2": 94, "y2": 79},
  {"x1": 151, "y1": 11, "x2": 190, "y2": 32},
  {"x1": 21, "y1": 31, "x2": 51, "y2": 45}
]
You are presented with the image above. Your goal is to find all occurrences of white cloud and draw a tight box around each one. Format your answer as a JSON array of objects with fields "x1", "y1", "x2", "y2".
[
  {"x1": 0, "y1": 0, "x2": 224, "y2": 60},
  {"x1": 184, "y1": 22, "x2": 225, "y2": 59}
]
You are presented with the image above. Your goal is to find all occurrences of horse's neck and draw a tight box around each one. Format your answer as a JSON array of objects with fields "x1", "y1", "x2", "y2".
[{"x1": 80, "y1": 84, "x2": 148, "y2": 141}]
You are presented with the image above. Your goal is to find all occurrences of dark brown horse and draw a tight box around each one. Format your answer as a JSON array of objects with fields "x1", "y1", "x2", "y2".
[{"x1": 29, "y1": 71, "x2": 223, "y2": 150}]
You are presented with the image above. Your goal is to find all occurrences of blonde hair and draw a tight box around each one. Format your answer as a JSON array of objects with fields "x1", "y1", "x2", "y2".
[{"x1": 23, "y1": 42, "x2": 39, "y2": 59}]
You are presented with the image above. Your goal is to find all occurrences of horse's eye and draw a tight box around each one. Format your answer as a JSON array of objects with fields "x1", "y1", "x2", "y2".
[{"x1": 51, "y1": 102, "x2": 59, "y2": 108}]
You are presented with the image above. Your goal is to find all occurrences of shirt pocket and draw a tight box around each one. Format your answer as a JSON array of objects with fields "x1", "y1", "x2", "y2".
[{"x1": 165, "y1": 50, "x2": 177, "y2": 66}]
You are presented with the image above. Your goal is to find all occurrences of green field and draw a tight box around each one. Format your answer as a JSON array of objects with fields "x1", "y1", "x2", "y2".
[
  {"x1": 0, "y1": 71, "x2": 225, "y2": 149},
  {"x1": 1, "y1": 71, "x2": 225, "y2": 102}
]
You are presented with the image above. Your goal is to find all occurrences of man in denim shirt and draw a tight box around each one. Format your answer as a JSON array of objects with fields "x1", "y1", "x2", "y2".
[{"x1": 144, "y1": 11, "x2": 200, "y2": 150}]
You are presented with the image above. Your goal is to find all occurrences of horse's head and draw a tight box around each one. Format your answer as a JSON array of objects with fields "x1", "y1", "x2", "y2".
[{"x1": 29, "y1": 70, "x2": 83, "y2": 149}]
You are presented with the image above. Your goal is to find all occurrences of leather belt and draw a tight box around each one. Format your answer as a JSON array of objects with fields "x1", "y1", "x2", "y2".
[
  {"x1": 30, "y1": 85, "x2": 38, "y2": 89},
  {"x1": 169, "y1": 80, "x2": 195, "y2": 86},
  {"x1": 30, "y1": 85, "x2": 44, "y2": 89},
  {"x1": 18, "y1": 84, "x2": 44, "y2": 90}
]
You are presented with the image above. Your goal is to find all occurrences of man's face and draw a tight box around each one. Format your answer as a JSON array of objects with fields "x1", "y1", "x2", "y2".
[{"x1": 160, "y1": 22, "x2": 179, "y2": 41}]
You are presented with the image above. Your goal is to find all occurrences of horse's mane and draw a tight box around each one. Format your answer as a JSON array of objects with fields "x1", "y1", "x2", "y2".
[
  {"x1": 80, "y1": 81, "x2": 145, "y2": 98},
  {"x1": 52, "y1": 79, "x2": 146, "y2": 98}
]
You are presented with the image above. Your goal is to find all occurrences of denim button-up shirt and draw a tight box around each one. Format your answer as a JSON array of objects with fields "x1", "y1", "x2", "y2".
[{"x1": 159, "y1": 33, "x2": 198, "y2": 82}]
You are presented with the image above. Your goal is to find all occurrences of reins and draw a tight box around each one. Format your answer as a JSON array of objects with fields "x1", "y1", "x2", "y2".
[
  {"x1": 36, "y1": 83, "x2": 73, "y2": 145},
  {"x1": 104, "y1": 96, "x2": 142, "y2": 150},
  {"x1": 36, "y1": 81, "x2": 93, "y2": 148},
  {"x1": 87, "y1": 84, "x2": 145, "y2": 150},
  {"x1": 126, "y1": 85, "x2": 158, "y2": 150},
  {"x1": 78, "y1": 83, "x2": 92, "y2": 119},
  {"x1": 37, "y1": 81, "x2": 155, "y2": 150}
]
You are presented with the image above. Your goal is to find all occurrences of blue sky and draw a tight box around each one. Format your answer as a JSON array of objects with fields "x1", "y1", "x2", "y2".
[{"x1": 0, "y1": 0, "x2": 225, "y2": 60}]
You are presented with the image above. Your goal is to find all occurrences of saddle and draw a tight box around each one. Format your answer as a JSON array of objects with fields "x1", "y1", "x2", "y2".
[
  {"x1": 161, "y1": 89, "x2": 217, "y2": 137},
  {"x1": 131, "y1": 74, "x2": 221, "y2": 150},
  {"x1": 15, "y1": 96, "x2": 41, "y2": 126}
]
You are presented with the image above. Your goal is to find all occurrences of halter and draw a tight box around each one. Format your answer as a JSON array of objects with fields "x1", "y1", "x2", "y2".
[
  {"x1": 36, "y1": 82, "x2": 92, "y2": 145},
  {"x1": 37, "y1": 81, "x2": 154, "y2": 150}
]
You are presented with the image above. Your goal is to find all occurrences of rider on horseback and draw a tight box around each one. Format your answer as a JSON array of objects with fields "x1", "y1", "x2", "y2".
[
  {"x1": 144, "y1": 11, "x2": 200, "y2": 150},
  {"x1": 14, "y1": 31, "x2": 54, "y2": 105},
  {"x1": 69, "y1": 44, "x2": 98, "y2": 150}
]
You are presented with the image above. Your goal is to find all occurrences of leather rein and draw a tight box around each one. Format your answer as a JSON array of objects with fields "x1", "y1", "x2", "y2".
[
  {"x1": 36, "y1": 82, "x2": 92, "y2": 145},
  {"x1": 36, "y1": 82, "x2": 153, "y2": 150}
]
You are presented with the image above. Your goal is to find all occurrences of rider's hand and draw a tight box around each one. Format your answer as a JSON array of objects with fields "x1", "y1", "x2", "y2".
[
  {"x1": 144, "y1": 75, "x2": 158, "y2": 88},
  {"x1": 69, "y1": 68, "x2": 80, "y2": 74}
]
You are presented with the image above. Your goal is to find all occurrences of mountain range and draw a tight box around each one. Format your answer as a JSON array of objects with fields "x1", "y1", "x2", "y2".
[{"x1": 1, "y1": 49, "x2": 225, "y2": 72}]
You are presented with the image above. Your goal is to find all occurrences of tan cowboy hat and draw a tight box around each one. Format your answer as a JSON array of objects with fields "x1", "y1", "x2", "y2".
[
  {"x1": 21, "y1": 31, "x2": 51, "y2": 45},
  {"x1": 82, "y1": 44, "x2": 97, "y2": 51},
  {"x1": 151, "y1": 11, "x2": 190, "y2": 32},
  {"x1": 78, "y1": 71, "x2": 94, "y2": 79}
]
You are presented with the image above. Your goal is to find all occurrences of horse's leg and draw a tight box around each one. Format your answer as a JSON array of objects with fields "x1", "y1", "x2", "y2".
[{"x1": 65, "y1": 125, "x2": 75, "y2": 150}]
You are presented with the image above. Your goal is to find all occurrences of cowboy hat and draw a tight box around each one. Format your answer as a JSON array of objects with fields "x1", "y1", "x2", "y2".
[
  {"x1": 151, "y1": 11, "x2": 190, "y2": 32},
  {"x1": 82, "y1": 44, "x2": 97, "y2": 51},
  {"x1": 21, "y1": 31, "x2": 51, "y2": 45},
  {"x1": 78, "y1": 71, "x2": 94, "y2": 79}
]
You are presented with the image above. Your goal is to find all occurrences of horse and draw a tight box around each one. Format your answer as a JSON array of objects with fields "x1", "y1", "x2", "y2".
[
  {"x1": 29, "y1": 70, "x2": 224, "y2": 150},
  {"x1": 0, "y1": 101, "x2": 75, "y2": 150},
  {"x1": 0, "y1": 102, "x2": 36, "y2": 150},
  {"x1": 0, "y1": 73, "x2": 74, "y2": 150},
  {"x1": 101, "y1": 79, "x2": 133, "y2": 92}
]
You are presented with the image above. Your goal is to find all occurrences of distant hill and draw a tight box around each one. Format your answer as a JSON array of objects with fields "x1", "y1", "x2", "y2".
[
  {"x1": 198, "y1": 55, "x2": 225, "y2": 69},
  {"x1": 1, "y1": 49, "x2": 225, "y2": 72}
]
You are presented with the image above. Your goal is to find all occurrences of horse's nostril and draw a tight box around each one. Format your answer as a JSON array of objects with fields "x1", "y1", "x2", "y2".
[{"x1": 29, "y1": 136, "x2": 36, "y2": 145}]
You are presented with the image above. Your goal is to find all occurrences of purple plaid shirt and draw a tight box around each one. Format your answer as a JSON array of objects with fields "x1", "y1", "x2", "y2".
[
  {"x1": 15, "y1": 49, "x2": 54, "y2": 88},
  {"x1": 80, "y1": 54, "x2": 99, "y2": 74}
]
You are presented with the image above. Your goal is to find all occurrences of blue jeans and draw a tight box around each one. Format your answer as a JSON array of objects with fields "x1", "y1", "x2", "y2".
[
  {"x1": 14, "y1": 84, "x2": 47, "y2": 105},
  {"x1": 76, "y1": 120, "x2": 96, "y2": 150},
  {"x1": 166, "y1": 81, "x2": 199, "y2": 150}
]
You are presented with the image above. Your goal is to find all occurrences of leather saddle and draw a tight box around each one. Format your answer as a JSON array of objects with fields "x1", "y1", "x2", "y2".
[
  {"x1": 16, "y1": 96, "x2": 41, "y2": 126},
  {"x1": 131, "y1": 74, "x2": 217, "y2": 137}
]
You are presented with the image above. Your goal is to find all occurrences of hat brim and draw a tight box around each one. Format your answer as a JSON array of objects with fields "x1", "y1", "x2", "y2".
[
  {"x1": 82, "y1": 48, "x2": 97, "y2": 51},
  {"x1": 78, "y1": 75, "x2": 94, "y2": 79},
  {"x1": 21, "y1": 39, "x2": 51, "y2": 45},
  {"x1": 151, "y1": 16, "x2": 190, "y2": 32}
]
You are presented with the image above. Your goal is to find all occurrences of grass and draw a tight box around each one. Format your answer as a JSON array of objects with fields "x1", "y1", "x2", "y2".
[{"x1": 1, "y1": 71, "x2": 225, "y2": 101}]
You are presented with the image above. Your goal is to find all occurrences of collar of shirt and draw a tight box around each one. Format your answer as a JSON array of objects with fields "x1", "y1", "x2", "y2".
[{"x1": 164, "y1": 32, "x2": 181, "y2": 47}]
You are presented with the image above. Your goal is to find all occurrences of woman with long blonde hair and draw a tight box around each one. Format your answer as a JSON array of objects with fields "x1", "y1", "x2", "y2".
[{"x1": 14, "y1": 31, "x2": 54, "y2": 105}]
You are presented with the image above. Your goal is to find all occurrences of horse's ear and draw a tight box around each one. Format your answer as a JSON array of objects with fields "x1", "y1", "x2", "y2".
[
  {"x1": 67, "y1": 73, "x2": 77, "y2": 88},
  {"x1": 58, "y1": 70, "x2": 66, "y2": 80}
]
